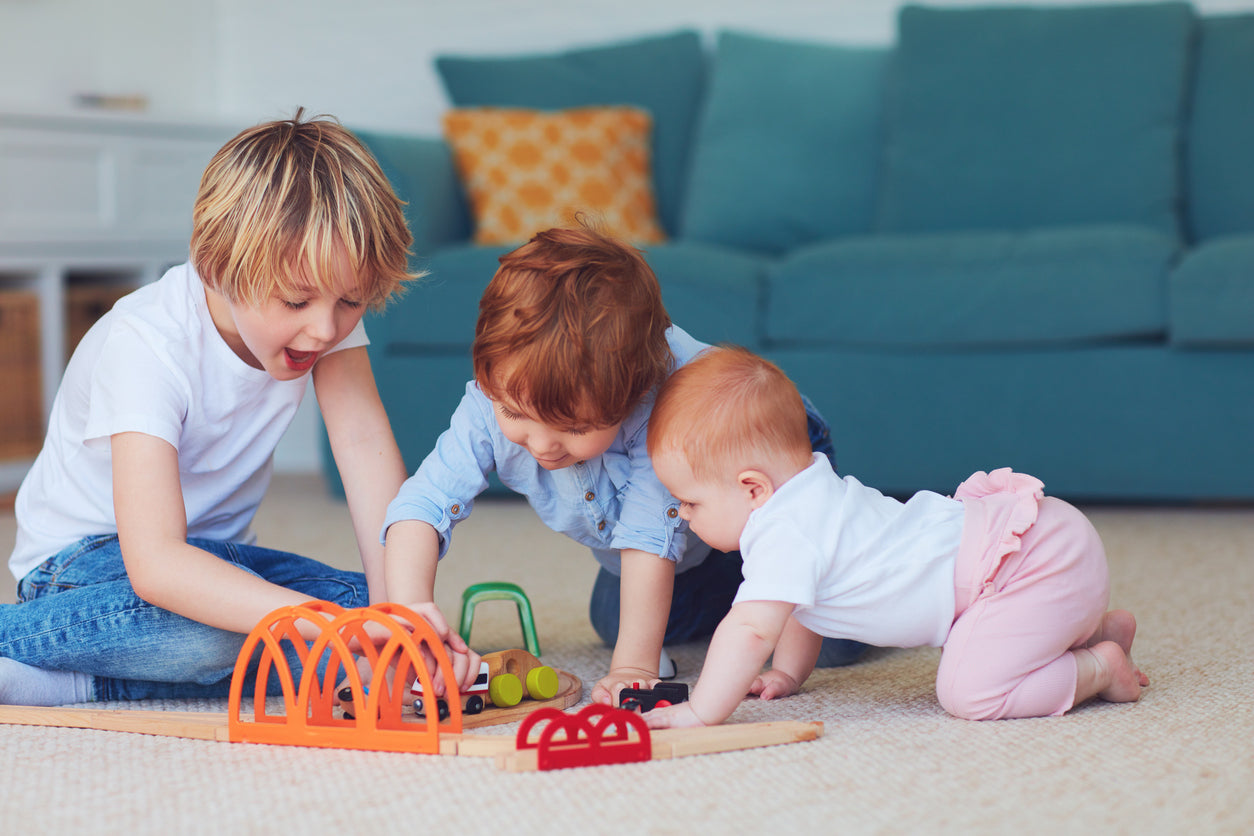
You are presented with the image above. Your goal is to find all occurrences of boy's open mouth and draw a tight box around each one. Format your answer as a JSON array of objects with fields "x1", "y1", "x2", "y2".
[{"x1": 284, "y1": 348, "x2": 317, "y2": 371}]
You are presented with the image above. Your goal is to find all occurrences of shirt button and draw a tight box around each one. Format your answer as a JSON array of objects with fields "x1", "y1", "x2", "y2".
[
  {"x1": 597, "y1": 520, "x2": 606, "y2": 531},
  {"x1": 584, "y1": 490, "x2": 595, "y2": 502},
  {"x1": 667, "y1": 508, "x2": 679, "y2": 519},
  {"x1": 450, "y1": 504, "x2": 461, "y2": 515}
]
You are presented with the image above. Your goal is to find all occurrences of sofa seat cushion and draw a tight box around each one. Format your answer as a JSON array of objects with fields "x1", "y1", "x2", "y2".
[
  {"x1": 764, "y1": 226, "x2": 1176, "y2": 347},
  {"x1": 680, "y1": 31, "x2": 888, "y2": 255},
  {"x1": 1169, "y1": 235, "x2": 1254, "y2": 346},
  {"x1": 375, "y1": 244, "x2": 513, "y2": 352},
  {"x1": 436, "y1": 30, "x2": 705, "y2": 236},
  {"x1": 374, "y1": 241, "x2": 766, "y2": 354},
  {"x1": 642, "y1": 242, "x2": 768, "y2": 348},
  {"x1": 878, "y1": 2, "x2": 1194, "y2": 236}
]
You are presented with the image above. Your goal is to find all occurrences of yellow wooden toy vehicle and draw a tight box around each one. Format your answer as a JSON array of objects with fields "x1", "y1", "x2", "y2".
[{"x1": 411, "y1": 648, "x2": 560, "y2": 719}]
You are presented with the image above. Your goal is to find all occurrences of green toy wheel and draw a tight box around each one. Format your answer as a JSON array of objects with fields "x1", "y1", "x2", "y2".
[
  {"x1": 526, "y1": 665, "x2": 560, "y2": 701},
  {"x1": 489, "y1": 673, "x2": 524, "y2": 708}
]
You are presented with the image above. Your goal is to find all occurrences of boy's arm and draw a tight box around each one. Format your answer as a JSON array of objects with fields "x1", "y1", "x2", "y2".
[
  {"x1": 113, "y1": 432, "x2": 338, "y2": 637},
  {"x1": 643, "y1": 599, "x2": 795, "y2": 729},
  {"x1": 313, "y1": 346, "x2": 409, "y2": 604},
  {"x1": 591, "y1": 548, "x2": 674, "y2": 705}
]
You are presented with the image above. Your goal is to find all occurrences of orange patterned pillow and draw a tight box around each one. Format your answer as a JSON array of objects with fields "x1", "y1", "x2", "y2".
[{"x1": 442, "y1": 106, "x2": 667, "y2": 246}]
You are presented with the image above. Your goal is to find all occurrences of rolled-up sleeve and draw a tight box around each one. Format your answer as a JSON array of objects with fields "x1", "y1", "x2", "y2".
[
  {"x1": 381, "y1": 382, "x2": 496, "y2": 558},
  {"x1": 607, "y1": 411, "x2": 689, "y2": 561}
]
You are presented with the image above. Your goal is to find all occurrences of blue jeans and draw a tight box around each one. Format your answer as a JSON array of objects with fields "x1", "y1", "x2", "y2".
[
  {"x1": 0, "y1": 535, "x2": 369, "y2": 701},
  {"x1": 588, "y1": 395, "x2": 868, "y2": 668}
]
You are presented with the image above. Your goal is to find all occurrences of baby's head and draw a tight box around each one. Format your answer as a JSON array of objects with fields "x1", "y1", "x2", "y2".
[
  {"x1": 647, "y1": 346, "x2": 814, "y2": 551},
  {"x1": 473, "y1": 225, "x2": 673, "y2": 434},
  {"x1": 190, "y1": 109, "x2": 416, "y2": 311}
]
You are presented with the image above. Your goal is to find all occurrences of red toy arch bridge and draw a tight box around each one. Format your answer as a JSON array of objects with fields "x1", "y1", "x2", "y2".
[
  {"x1": 516, "y1": 704, "x2": 653, "y2": 770},
  {"x1": 227, "y1": 602, "x2": 461, "y2": 753}
]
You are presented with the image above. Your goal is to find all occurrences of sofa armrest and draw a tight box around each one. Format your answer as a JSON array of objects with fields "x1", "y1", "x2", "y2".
[{"x1": 354, "y1": 129, "x2": 472, "y2": 253}]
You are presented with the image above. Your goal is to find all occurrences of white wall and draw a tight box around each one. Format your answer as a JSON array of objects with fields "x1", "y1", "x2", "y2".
[{"x1": 3, "y1": 0, "x2": 1252, "y2": 471}]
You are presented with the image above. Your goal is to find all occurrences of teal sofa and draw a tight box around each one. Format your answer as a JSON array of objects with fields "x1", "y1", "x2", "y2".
[{"x1": 323, "y1": 3, "x2": 1254, "y2": 502}]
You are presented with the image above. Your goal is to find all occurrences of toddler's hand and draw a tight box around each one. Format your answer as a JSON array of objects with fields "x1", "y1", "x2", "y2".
[
  {"x1": 749, "y1": 669, "x2": 801, "y2": 701},
  {"x1": 592, "y1": 667, "x2": 658, "y2": 706},
  {"x1": 642, "y1": 702, "x2": 707, "y2": 729}
]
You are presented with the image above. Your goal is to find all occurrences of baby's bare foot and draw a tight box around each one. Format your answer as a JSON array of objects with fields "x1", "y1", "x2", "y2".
[
  {"x1": 1088, "y1": 641, "x2": 1147, "y2": 702},
  {"x1": 1090, "y1": 609, "x2": 1138, "y2": 656}
]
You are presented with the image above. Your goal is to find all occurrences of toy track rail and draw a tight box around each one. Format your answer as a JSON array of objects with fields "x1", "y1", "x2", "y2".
[
  {"x1": 0, "y1": 603, "x2": 824, "y2": 770},
  {"x1": 0, "y1": 703, "x2": 823, "y2": 769}
]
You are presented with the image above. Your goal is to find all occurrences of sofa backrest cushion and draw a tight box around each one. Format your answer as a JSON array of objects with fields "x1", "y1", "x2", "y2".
[
  {"x1": 765, "y1": 226, "x2": 1176, "y2": 348},
  {"x1": 877, "y1": 2, "x2": 1195, "y2": 237},
  {"x1": 1185, "y1": 14, "x2": 1254, "y2": 243},
  {"x1": 679, "y1": 31, "x2": 889, "y2": 255},
  {"x1": 436, "y1": 30, "x2": 705, "y2": 237}
]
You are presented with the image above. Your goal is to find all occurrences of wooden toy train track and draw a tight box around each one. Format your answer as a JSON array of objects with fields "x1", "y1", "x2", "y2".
[{"x1": 0, "y1": 602, "x2": 823, "y2": 771}]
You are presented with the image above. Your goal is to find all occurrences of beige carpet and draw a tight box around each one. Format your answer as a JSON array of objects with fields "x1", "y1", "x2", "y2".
[{"x1": 1, "y1": 475, "x2": 1251, "y2": 834}]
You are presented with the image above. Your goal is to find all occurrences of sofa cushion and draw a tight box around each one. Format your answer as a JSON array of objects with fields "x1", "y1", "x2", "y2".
[
  {"x1": 764, "y1": 226, "x2": 1176, "y2": 347},
  {"x1": 878, "y1": 3, "x2": 1194, "y2": 237},
  {"x1": 436, "y1": 30, "x2": 705, "y2": 237},
  {"x1": 641, "y1": 242, "x2": 768, "y2": 348},
  {"x1": 376, "y1": 241, "x2": 766, "y2": 353},
  {"x1": 1169, "y1": 235, "x2": 1254, "y2": 346},
  {"x1": 1185, "y1": 14, "x2": 1254, "y2": 243},
  {"x1": 442, "y1": 106, "x2": 665, "y2": 246},
  {"x1": 680, "y1": 31, "x2": 888, "y2": 255},
  {"x1": 376, "y1": 244, "x2": 512, "y2": 351}
]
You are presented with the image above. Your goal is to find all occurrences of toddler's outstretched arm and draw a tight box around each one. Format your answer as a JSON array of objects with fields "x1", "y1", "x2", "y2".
[
  {"x1": 643, "y1": 599, "x2": 795, "y2": 728},
  {"x1": 592, "y1": 549, "x2": 674, "y2": 705}
]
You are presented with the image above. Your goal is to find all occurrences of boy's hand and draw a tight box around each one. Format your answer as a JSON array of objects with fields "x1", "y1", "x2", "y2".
[
  {"x1": 345, "y1": 602, "x2": 480, "y2": 697},
  {"x1": 642, "y1": 701, "x2": 707, "y2": 729},
  {"x1": 749, "y1": 669, "x2": 801, "y2": 701},
  {"x1": 402, "y1": 602, "x2": 481, "y2": 696},
  {"x1": 592, "y1": 667, "x2": 658, "y2": 706}
]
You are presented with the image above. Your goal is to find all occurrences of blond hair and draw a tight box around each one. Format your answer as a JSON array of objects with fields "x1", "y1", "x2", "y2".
[
  {"x1": 474, "y1": 225, "x2": 672, "y2": 429},
  {"x1": 190, "y1": 109, "x2": 418, "y2": 309},
  {"x1": 648, "y1": 345, "x2": 813, "y2": 481}
]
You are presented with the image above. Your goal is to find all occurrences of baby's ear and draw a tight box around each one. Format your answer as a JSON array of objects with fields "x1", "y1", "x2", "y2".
[{"x1": 738, "y1": 469, "x2": 775, "y2": 509}]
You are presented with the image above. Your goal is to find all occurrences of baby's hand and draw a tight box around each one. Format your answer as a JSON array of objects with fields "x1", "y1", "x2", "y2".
[
  {"x1": 592, "y1": 667, "x2": 658, "y2": 706},
  {"x1": 749, "y1": 669, "x2": 801, "y2": 701},
  {"x1": 642, "y1": 702, "x2": 707, "y2": 729}
]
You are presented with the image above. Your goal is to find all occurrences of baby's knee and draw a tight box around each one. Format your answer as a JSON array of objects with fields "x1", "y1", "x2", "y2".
[{"x1": 936, "y1": 679, "x2": 1007, "y2": 721}]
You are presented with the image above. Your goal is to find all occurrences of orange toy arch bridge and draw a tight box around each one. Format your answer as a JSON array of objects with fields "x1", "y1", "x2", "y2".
[{"x1": 227, "y1": 602, "x2": 461, "y2": 753}]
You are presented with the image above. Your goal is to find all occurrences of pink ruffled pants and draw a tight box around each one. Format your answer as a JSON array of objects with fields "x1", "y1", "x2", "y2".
[{"x1": 935, "y1": 469, "x2": 1109, "y2": 720}]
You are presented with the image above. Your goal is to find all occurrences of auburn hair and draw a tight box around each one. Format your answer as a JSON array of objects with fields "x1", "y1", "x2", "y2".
[
  {"x1": 473, "y1": 225, "x2": 672, "y2": 428},
  {"x1": 648, "y1": 345, "x2": 813, "y2": 481}
]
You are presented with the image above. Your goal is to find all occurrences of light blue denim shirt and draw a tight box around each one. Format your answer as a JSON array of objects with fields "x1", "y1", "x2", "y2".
[{"x1": 382, "y1": 326, "x2": 713, "y2": 576}]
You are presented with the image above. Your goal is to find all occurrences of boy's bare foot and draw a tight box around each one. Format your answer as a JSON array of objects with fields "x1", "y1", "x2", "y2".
[{"x1": 1076, "y1": 641, "x2": 1147, "y2": 704}]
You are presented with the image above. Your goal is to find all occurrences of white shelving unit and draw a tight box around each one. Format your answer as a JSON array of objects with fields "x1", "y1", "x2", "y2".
[{"x1": 0, "y1": 109, "x2": 238, "y2": 492}]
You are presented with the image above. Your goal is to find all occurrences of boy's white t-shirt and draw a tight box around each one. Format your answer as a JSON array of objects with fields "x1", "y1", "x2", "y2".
[
  {"x1": 8, "y1": 262, "x2": 367, "y2": 581},
  {"x1": 734, "y1": 453, "x2": 967, "y2": 648}
]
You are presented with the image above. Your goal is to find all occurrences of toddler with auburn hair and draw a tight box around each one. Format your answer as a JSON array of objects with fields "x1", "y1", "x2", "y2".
[
  {"x1": 642, "y1": 345, "x2": 1147, "y2": 728},
  {"x1": 382, "y1": 225, "x2": 861, "y2": 704}
]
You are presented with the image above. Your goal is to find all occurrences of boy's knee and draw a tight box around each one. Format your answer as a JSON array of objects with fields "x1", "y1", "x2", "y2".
[{"x1": 149, "y1": 628, "x2": 246, "y2": 685}]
